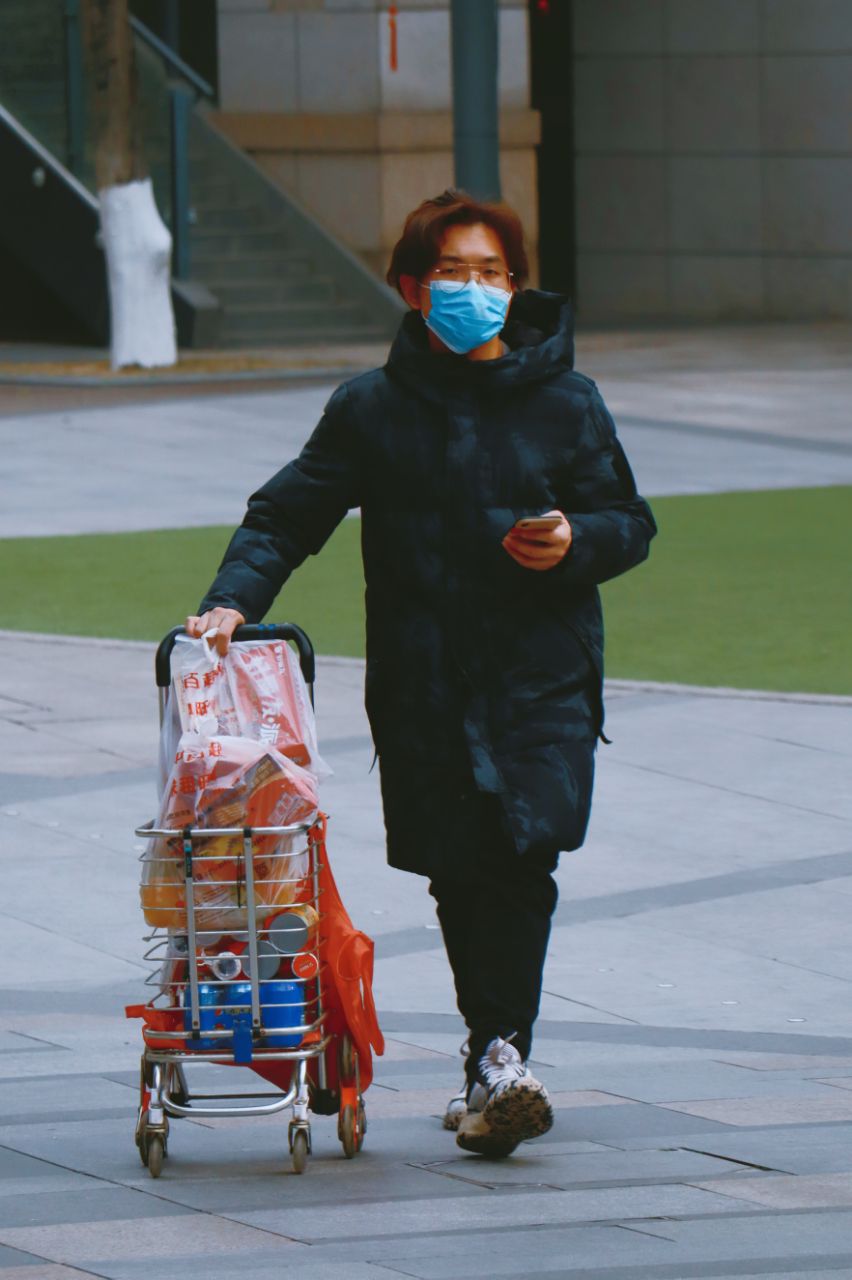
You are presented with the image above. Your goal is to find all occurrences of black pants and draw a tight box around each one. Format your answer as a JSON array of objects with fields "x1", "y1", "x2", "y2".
[{"x1": 427, "y1": 786, "x2": 559, "y2": 1082}]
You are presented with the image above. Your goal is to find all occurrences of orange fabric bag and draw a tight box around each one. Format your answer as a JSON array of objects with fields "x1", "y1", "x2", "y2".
[{"x1": 252, "y1": 817, "x2": 383, "y2": 1096}]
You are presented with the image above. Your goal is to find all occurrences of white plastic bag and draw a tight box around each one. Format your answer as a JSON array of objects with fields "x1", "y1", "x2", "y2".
[{"x1": 158, "y1": 635, "x2": 330, "y2": 790}]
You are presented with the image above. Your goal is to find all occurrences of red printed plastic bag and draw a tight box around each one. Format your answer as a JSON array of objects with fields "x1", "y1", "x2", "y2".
[
  {"x1": 227, "y1": 641, "x2": 322, "y2": 769},
  {"x1": 141, "y1": 734, "x2": 317, "y2": 932},
  {"x1": 161, "y1": 636, "x2": 329, "y2": 788}
]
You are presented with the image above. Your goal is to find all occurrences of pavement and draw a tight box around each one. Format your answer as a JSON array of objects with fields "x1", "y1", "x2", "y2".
[{"x1": 2, "y1": 324, "x2": 852, "y2": 1279}]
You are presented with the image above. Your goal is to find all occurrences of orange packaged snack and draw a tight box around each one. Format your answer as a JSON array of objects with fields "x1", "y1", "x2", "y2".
[{"x1": 140, "y1": 735, "x2": 317, "y2": 931}]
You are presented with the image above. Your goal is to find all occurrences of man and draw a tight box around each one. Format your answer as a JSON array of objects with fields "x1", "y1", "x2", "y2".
[{"x1": 188, "y1": 190, "x2": 656, "y2": 1158}]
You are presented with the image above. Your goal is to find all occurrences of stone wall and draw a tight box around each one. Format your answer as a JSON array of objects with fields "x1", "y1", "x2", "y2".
[
  {"x1": 573, "y1": 0, "x2": 852, "y2": 322},
  {"x1": 213, "y1": 0, "x2": 539, "y2": 283}
]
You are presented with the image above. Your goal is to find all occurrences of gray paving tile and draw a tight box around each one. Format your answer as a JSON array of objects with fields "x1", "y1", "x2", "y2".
[
  {"x1": 558, "y1": 1063, "x2": 845, "y2": 1105},
  {"x1": 413, "y1": 1146, "x2": 775, "y2": 1190},
  {"x1": 0, "y1": 1215, "x2": 306, "y2": 1265},
  {"x1": 0, "y1": 1243, "x2": 61, "y2": 1268},
  {"x1": 659, "y1": 1095, "x2": 852, "y2": 1127},
  {"x1": 434, "y1": 1263, "x2": 852, "y2": 1280},
  {"x1": 99, "y1": 1259, "x2": 435, "y2": 1280},
  {"x1": 661, "y1": 1209, "x2": 852, "y2": 1261},
  {"x1": 315, "y1": 1222, "x2": 676, "y2": 1273},
  {"x1": 535, "y1": 1101, "x2": 734, "y2": 1144},
  {"x1": 0, "y1": 1148, "x2": 86, "y2": 1182},
  {"x1": 0, "y1": 1033, "x2": 61, "y2": 1056},
  {"x1": 0, "y1": 1186, "x2": 193, "y2": 1228},
  {"x1": 689, "y1": 1171, "x2": 852, "y2": 1211},
  {"x1": 613, "y1": 1125, "x2": 852, "y2": 1175},
  {"x1": 237, "y1": 1182, "x2": 734, "y2": 1244}
]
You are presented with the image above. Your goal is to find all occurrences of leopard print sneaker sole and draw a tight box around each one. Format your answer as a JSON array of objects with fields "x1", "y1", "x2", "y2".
[{"x1": 456, "y1": 1081, "x2": 553, "y2": 1157}]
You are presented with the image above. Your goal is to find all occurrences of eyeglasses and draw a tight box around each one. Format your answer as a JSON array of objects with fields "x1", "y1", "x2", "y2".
[{"x1": 426, "y1": 262, "x2": 514, "y2": 288}]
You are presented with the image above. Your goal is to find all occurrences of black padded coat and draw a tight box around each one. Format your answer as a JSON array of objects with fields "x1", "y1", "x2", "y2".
[{"x1": 199, "y1": 292, "x2": 656, "y2": 875}]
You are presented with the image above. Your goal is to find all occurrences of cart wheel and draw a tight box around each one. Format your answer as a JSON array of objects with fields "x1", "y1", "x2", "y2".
[
  {"x1": 291, "y1": 1129, "x2": 309, "y2": 1175},
  {"x1": 147, "y1": 1134, "x2": 164, "y2": 1178},
  {"x1": 357, "y1": 1098, "x2": 367, "y2": 1150},
  {"x1": 340, "y1": 1104, "x2": 358, "y2": 1159},
  {"x1": 137, "y1": 1111, "x2": 149, "y2": 1166},
  {"x1": 339, "y1": 1033, "x2": 355, "y2": 1083}
]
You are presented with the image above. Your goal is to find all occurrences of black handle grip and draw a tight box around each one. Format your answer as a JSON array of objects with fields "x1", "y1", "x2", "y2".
[{"x1": 155, "y1": 623, "x2": 316, "y2": 690}]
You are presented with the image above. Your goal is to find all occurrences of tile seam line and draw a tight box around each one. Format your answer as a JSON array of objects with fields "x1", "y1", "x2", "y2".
[
  {"x1": 0, "y1": 633, "x2": 849, "y2": 705},
  {"x1": 0, "y1": 1139, "x2": 307, "y2": 1249},
  {"x1": 239, "y1": 1197, "x2": 852, "y2": 1247},
  {"x1": 612, "y1": 759, "x2": 852, "y2": 822}
]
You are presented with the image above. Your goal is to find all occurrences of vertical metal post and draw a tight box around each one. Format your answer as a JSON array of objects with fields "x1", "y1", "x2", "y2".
[
  {"x1": 182, "y1": 830, "x2": 201, "y2": 1034},
  {"x1": 63, "y1": 0, "x2": 86, "y2": 177},
  {"x1": 310, "y1": 828, "x2": 327, "y2": 1090},
  {"x1": 242, "y1": 828, "x2": 262, "y2": 1032},
  {"x1": 169, "y1": 81, "x2": 192, "y2": 278},
  {"x1": 450, "y1": 0, "x2": 501, "y2": 200}
]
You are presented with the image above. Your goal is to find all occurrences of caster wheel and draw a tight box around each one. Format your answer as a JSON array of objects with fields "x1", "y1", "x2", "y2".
[
  {"x1": 147, "y1": 1134, "x2": 164, "y2": 1178},
  {"x1": 338, "y1": 1034, "x2": 355, "y2": 1084},
  {"x1": 340, "y1": 1103, "x2": 357, "y2": 1159},
  {"x1": 357, "y1": 1099, "x2": 367, "y2": 1151},
  {"x1": 291, "y1": 1129, "x2": 309, "y2": 1175},
  {"x1": 137, "y1": 1111, "x2": 149, "y2": 1166}
]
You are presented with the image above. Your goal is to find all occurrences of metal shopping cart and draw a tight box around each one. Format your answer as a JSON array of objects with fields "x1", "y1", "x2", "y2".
[{"x1": 126, "y1": 624, "x2": 383, "y2": 1178}]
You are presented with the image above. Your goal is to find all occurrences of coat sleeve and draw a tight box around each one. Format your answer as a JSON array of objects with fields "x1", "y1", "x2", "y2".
[
  {"x1": 197, "y1": 384, "x2": 360, "y2": 622},
  {"x1": 553, "y1": 388, "x2": 657, "y2": 588}
]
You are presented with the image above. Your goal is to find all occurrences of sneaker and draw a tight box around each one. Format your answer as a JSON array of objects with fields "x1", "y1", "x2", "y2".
[
  {"x1": 456, "y1": 1035, "x2": 553, "y2": 1158},
  {"x1": 442, "y1": 1039, "x2": 486, "y2": 1131},
  {"x1": 443, "y1": 1080, "x2": 486, "y2": 1131}
]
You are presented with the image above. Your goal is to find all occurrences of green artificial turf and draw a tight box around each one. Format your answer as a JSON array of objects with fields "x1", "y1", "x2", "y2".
[{"x1": 2, "y1": 486, "x2": 850, "y2": 695}]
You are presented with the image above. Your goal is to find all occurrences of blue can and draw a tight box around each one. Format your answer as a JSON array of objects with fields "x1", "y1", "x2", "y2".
[{"x1": 183, "y1": 981, "x2": 304, "y2": 1054}]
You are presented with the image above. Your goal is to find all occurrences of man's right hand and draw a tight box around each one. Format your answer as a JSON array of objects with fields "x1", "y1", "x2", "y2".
[{"x1": 185, "y1": 607, "x2": 246, "y2": 656}]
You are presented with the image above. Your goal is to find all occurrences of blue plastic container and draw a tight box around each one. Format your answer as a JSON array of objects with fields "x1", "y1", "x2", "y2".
[{"x1": 183, "y1": 981, "x2": 304, "y2": 1056}]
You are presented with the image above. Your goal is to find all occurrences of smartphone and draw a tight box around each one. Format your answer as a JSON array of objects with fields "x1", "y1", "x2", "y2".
[{"x1": 515, "y1": 514, "x2": 563, "y2": 532}]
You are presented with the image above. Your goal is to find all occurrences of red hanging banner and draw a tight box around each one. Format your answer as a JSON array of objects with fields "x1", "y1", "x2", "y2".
[{"x1": 388, "y1": 5, "x2": 398, "y2": 72}]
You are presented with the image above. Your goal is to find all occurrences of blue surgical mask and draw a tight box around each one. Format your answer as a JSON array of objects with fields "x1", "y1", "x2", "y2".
[{"x1": 425, "y1": 278, "x2": 511, "y2": 354}]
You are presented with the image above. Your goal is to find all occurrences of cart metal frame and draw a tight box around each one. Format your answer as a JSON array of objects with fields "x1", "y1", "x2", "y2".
[{"x1": 130, "y1": 624, "x2": 365, "y2": 1177}]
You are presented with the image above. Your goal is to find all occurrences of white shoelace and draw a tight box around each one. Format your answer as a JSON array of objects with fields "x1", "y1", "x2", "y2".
[{"x1": 477, "y1": 1035, "x2": 528, "y2": 1093}]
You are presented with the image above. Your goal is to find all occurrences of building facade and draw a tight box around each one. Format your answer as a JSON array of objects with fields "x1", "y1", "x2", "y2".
[
  {"x1": 213, "y1": 0, "x2": 540, "y2": 281},
  {"x1": 211, "y1": 0, "x2": 852, "y2": 323},
  {"x1": 571, "y1": 0, "x2": 852, "y2": 322}
]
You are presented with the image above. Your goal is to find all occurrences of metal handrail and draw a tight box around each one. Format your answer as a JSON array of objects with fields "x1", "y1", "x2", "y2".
[
  {"x1": 129, "y1": 16, "x2": 215, "y2": 101},
  {"x1": 128, "y1": 16, "x2": 213, "y2": 279}
]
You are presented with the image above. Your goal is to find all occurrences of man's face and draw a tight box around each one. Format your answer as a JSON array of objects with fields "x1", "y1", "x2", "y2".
[{"x1": 401, "y1": 221, "x2": 514, "y2": 319}]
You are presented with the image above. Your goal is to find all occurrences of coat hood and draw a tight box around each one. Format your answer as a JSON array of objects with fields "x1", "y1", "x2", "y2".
[{"x1": 385, "y1": 288, "x2": 575, "y2": 403}]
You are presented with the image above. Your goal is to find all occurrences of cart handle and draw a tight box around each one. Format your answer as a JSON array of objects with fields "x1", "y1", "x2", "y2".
[{"x1": 155, "y1": 623, "x2": 316, "y2": 690}]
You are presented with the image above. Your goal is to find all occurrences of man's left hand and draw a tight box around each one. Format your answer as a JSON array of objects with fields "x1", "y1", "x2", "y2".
[{"x1": 502, "y1": 510, "x2": 572, "y2": 571}]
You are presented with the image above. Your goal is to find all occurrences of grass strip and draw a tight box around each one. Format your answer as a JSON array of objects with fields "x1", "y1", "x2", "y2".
[{"x1": 1, "y1": 486, "x2": 849, "y2": 695}]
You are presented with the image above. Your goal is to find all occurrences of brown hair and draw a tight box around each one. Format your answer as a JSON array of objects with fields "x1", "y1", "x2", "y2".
[{"x1": 386, "y1": 189, "x2": 529, "y2": 294}]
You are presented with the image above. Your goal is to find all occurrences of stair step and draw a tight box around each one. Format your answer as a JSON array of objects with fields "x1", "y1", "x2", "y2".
[
  {"x1": 190, "y1": 178, "x2": 248, "y2": 201},
  {"x1": 3, "y1": 83, "x2": 65, "y2": 105},
  {"x1": 191, "y1": 205, "x2": 280, "y2": 231},
  {"x1": 191, "y1": 251, "x2": 315, "y2": 281},
  {"x1": 220, "y1": 301, "x2": 370, "y2": 336},
  {"x1": 190, "y1": 228, "x2": 295, "y2": 254},
  {"x1": 211, "y1": 278, "x2": 338, "y2": 306}
]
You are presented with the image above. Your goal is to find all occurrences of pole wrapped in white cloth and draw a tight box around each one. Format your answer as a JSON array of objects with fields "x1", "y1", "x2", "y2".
[{"x1": 98, "y1": 177, "x2": 177, "y2": 370}]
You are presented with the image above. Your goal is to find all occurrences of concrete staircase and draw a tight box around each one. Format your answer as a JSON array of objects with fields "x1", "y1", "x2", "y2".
[
  {"x1": 0, "y1": 0, "x2": 403, "y2": 348},
  {"x1": 0, "y1": 2, "x2": 67, "y2": 160},
  {"x1": 185, "y1": 160, "x2": 391, "y2": 347}
]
